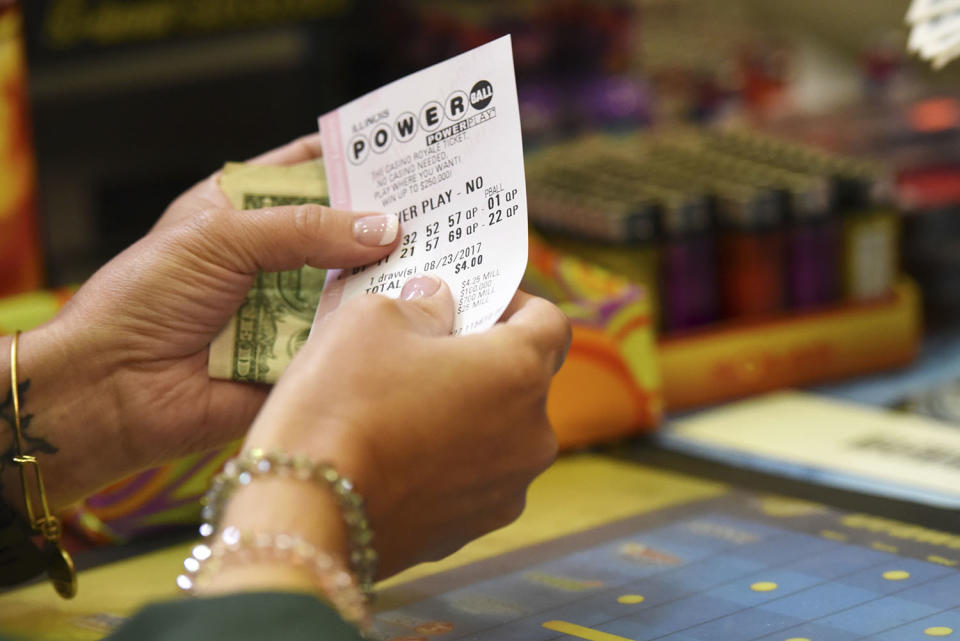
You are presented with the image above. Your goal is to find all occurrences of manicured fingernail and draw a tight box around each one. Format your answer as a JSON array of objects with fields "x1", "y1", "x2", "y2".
[
  {"x1": 401, "y1": 274, "x2": 441, "y2": 300},
  {"x1": 353, "y1": 214, "x2": 398, "y2": 246}
]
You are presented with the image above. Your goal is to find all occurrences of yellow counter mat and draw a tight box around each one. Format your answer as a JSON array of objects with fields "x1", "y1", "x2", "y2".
[{"x1": 0, "y1": 454, "x2": 725, "y2": 641}]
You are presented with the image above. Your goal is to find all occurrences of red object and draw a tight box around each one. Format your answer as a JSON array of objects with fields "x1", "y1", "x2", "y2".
[
  {"x1": 719, "y1": 231, "x2": 785, "y2": 318},
  {"x1": 0, "y1": 1, "x2": 43, "y2": 297},
  {"x1": 907, "y1": 97, "x2": 960, "y2": 134},
  {"x1": 897, "y1": 166, "x2": 960, "y2": 210}
]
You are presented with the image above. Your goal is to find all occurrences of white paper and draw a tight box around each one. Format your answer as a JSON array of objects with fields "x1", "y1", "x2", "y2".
[
  {"x1": 906, "y1": 0, "x2": 960, "y2": 67},
  {"x1": 908, "y1": 14, "x2": 948, "y2": 52},
  {"x1": 316, "y1": 36, "x2": 527, "y2": 335},
  {"x1": 908, "y1": 0, "x2": 960, "y2": 23},
  {"x1": 933, "y1": 39, "x2": 960, "y2": 67},
  {"x1": 917, "y1": 11, "x2": 960, "y2": 57},
  {"x1": 663, "y1": 391, "x2": 960, "y2": 508}
]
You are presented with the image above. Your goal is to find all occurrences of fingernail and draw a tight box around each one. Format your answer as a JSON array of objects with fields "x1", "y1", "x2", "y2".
[
  {"x1": 353, "y1": 214, "x2": 398, "y2": 246},
  {"x1": 401, "y1": 274, "x2": 441, "y2": 300}
]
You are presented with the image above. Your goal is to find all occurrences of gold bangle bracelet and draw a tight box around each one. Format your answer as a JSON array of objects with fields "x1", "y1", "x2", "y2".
[{"x1": 8, "y1": 331, "x2": 76, "y2": 598}]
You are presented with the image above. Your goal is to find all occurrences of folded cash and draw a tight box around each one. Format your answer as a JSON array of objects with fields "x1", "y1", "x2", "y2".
[{"x1": 208, "y1": 160, "x2": 329, "y2": 383}]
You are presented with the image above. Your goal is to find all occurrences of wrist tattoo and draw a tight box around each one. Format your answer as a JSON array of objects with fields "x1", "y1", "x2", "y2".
[
  {"x1": 0, "y1": 379, "x2": 58, "y2": 519},
  {"x1": 0, "y1": 376, "x2": 61, "y2": 587}
]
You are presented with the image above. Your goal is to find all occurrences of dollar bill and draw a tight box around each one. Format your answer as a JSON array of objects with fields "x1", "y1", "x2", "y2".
[{"x1": 208, "y1": 160, "x2": 329, "y2": 383}]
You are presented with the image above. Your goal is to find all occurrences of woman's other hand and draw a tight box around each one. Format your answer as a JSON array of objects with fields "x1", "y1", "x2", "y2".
[
  {"x1": 233, "y1": 280, "x2": 571, "y2": 579},
  {"x1": 1, "y1": 134, "x2": 399, "y2": 511}
]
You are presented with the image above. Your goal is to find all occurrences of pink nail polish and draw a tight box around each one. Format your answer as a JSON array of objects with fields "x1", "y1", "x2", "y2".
[
  {"x1": 401, "y1": 275, "x2": 441, "y2": 300},
  {"x1": 353, "y1": 214, "x2": 398, "y2": 246}
]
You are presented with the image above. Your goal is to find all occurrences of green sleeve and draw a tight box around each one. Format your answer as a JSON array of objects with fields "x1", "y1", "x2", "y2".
[{"x1": 106, "y1": 592, "x2": 366, "y2": 641}]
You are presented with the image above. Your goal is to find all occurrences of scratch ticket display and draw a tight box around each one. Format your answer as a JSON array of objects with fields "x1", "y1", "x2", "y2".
[{"x1": 317, "y1": 35, "x2": 527, "y2": 334}]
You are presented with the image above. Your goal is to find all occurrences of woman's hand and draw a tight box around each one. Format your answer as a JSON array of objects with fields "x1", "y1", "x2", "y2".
[
  {"x1": 0, "y1": 134, "x2": 400, "y2": 511},
  {"x1": 222, "y1": 278, "x2": 571, "y2": 580}
]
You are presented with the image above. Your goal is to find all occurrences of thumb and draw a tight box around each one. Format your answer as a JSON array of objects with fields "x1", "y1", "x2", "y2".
[
  {"x1": 396, "y1": 275, "x2": 455, "y2": 336},
  {"x1": 179, "y1": 204, "x2": 400, "y2": 274}
]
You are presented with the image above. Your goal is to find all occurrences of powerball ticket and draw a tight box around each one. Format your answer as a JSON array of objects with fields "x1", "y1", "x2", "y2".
[{"x1": 316, "y1": 36, "x2": 527, "y2": 335}]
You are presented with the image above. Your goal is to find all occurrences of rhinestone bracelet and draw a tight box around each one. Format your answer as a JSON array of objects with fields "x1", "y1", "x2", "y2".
[
  {"x1": 199, "y1": 449, "x2": 378, "y2": 596},
  {"x1": 176, "y1": 527, "x2": 370, "y2": 631}
]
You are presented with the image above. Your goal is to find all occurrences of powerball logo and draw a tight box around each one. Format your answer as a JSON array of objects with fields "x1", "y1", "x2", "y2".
[{"x1": 348, "y1": 80, "x2": 496, "y2": 165}]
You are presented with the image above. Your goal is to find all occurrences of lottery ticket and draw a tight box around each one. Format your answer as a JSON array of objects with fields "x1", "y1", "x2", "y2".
[{"x1": 316, "y1": 36, "x2": 527, "y2": 335}]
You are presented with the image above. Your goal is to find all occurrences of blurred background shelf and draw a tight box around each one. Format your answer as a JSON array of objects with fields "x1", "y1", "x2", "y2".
[
  {"x1": 659, "y1": 278, "x2": 921, "y2": 410},
  {"x1": 4, "y1": 0, "x2": 960, "y2": 537}
]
